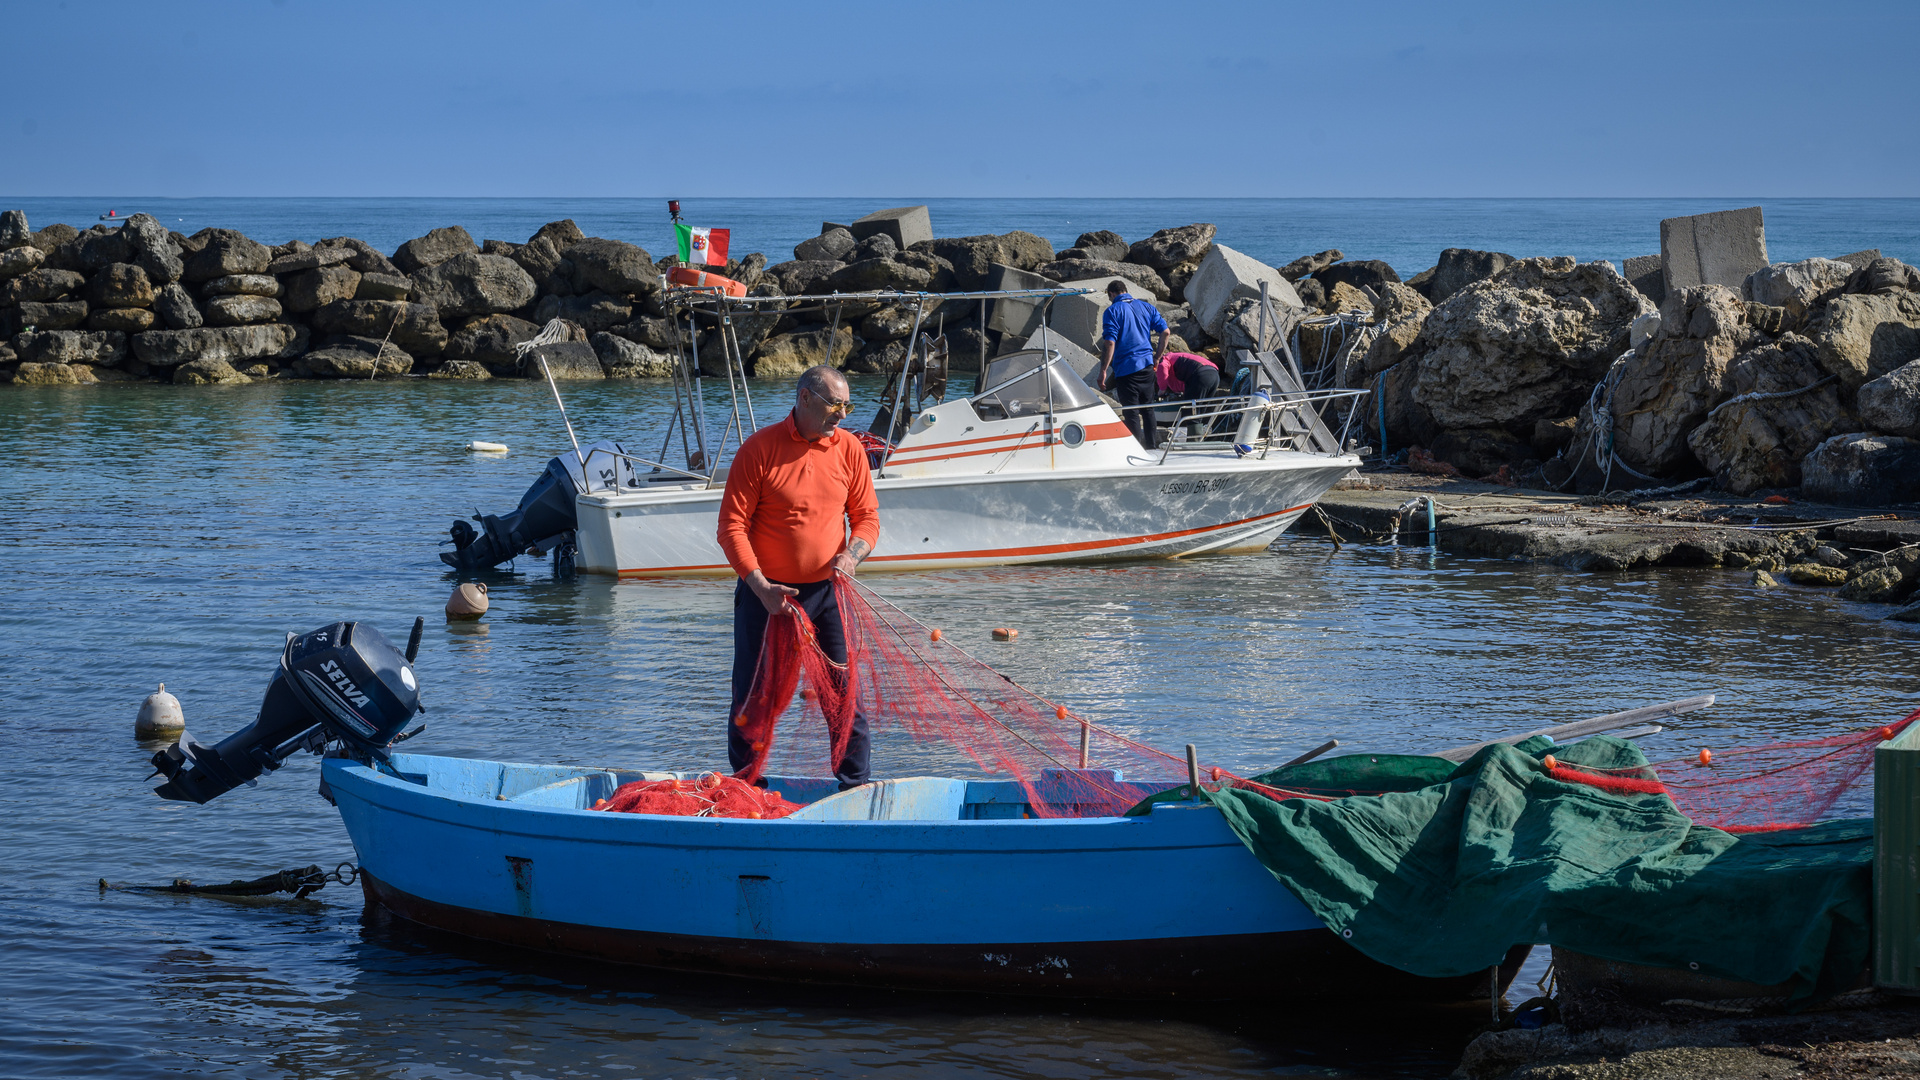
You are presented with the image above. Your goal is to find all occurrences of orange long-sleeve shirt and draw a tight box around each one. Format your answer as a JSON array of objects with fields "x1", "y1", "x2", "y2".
[{"x1": 716, "y1": 413, "x2": 880, "y2": 584}]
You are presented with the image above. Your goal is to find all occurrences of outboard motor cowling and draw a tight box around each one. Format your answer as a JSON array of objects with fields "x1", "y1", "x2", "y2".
[
  {"x1": 440, "y1": 439, "x2": 631, "y2": 571},
  {"x1": 150, "y1": 620, "x2": 424, "y2": 804}
]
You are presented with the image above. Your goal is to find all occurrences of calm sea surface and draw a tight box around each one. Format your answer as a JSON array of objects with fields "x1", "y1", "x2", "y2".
[
  {"x1": 6, "y1": 196, "x2": 1919, "y2": 278},
  {"x1": 4, "y1": 381, "x2": 1920, "y2": 1074}
]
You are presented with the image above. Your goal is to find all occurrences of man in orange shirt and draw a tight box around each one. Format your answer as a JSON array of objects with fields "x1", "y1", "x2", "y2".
[{"x1": 717, "y1": 365, "x2": 880, "y2": 788}]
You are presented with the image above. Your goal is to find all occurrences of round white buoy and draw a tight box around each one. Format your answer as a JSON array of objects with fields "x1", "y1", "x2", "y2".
[
  {"x1": 466, "y1": 441, "x2": 509, "y2": 453},
  {"x1": 446, "y1": 582, "x2": 490, "y2": 621},
  {"x1": 137, "y1": 682, "x2": 185, "y2": 737}
]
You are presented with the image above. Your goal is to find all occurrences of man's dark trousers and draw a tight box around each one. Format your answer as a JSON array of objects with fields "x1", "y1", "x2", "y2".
[
  {"x1": 1112, "y1": 368, "x2": 1158, "y2": 449},
  {"x1": 730, "y1": 577, "x2": 871, "y2": 788}
]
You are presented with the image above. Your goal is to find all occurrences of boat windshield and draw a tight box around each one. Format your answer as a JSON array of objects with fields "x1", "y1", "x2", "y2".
[{"x1": 970, "y1": 350, "x2": 1102, "y2": 421}]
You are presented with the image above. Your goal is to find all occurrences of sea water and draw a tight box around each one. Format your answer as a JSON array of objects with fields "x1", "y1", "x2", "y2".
[
  {"x1": 9, "y1": 196, "x2": 1919, "y2": 278},
  {"x1": 4, "y1": 377, "x2": 1919, "y2": 1079}
]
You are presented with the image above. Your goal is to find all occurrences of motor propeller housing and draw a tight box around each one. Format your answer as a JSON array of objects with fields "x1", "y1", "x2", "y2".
[{"x1": 150, "y1": 619, "x2": 424, "y2": 804}]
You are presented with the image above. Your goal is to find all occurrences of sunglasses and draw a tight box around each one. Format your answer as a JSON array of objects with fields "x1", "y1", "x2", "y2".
[{"x1": 807, "y1": 388, "x2": 855, "y2": 411}]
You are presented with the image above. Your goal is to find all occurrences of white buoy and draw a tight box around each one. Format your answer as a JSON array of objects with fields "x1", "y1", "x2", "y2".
[
  {"x1": 466, "y1": 441, "x2": 509, "y2": 453},
  {"x1": 137, "y1": 682, "x2": 185, "y2": 737},
  {"x1": 446, "y1": 582, "x2": 490, "y2": 621}
]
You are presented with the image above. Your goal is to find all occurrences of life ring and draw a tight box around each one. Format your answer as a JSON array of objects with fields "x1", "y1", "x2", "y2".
[{"x1": 667, "y1": 266, "x2": 746, "y2": 296}]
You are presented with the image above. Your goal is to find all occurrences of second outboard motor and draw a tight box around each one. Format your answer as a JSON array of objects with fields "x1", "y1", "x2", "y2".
[
  {"x1": 441, "y1": 439, "x2": 631, "y2": 571},
  {"x1": 150, "y1": 619, "x2": 425, "y2": 804}
]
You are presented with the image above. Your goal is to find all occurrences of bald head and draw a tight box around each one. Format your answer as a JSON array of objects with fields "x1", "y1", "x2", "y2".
[{"x1": 798, "y1": 365, "x2": 848, "y2": 401}]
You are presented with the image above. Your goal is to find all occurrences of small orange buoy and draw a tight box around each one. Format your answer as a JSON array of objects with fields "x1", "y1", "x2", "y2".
[
  {"x1": 800, "y1": 687, "x2": 817, "y2": 701},
  {"x1": 1698, "y1": 748, "x2": 1713, "y2": 766},
  {"x1": 1210, "y1": 766, "x2": 1223, "y2": 782},
  {"x1": 992, "y1": 627, "x2": 1018, "y2": 641},
  {"x1": 1055, "y1": 705, "x2": 1069, "y2": 720},
  {"x1": 930, "y1": 628, "x2": 943, "y2": 642},
  {"x1": 1878, "y1": 727, "x2": 1895, "y2": 740},
  {"x1": 446, "y1": 582, "x2": 489, "y2": 620},
  {"x1": 1542, "y1": 754, "x2": 1559, "y2": 771},
  {"x1": 1763, "y1": 494, "x2": 1792, "y2": 505}
]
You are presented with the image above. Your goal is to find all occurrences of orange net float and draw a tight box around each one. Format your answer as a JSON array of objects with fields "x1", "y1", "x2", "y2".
[
  {"x1": 1698, "y1": 748, "x2": 1713, "y2": 766},
  {"x1": 929, "y1": 628, "x2": 942, "y2": 642},
  {"x1": 665, "y1": 265, "x2": 747, "y2": 296}
]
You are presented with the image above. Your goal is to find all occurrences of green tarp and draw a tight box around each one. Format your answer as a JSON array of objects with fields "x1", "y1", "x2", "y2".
[{"x1": 1137, "y1": 735, "x2": 1872, "y2": 1001}]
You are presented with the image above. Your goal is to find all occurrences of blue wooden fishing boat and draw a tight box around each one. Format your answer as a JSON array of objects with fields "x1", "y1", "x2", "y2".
[{"x1": 323, "y1": 753, "x2": 1520, "y2": 999}]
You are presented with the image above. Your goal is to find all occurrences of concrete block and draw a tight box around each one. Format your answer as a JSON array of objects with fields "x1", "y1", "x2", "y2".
[
  {"x1": 1660, "y1": 206, "x2": 1768, "y2": 293},
  {"x1": 986, "y1": 263, "x2": 1067, "y2": 338},
  {"x1": 1623, "y1": 254, "x2": 1666, "y2": 305},
  {"x1": 1185, "y1": 244, "x2": 1305, "y2": 339},
  {"x1": 1043, "y1": 276, "x2": 1157, "y2": 356},
  {"x1": 1020, "y1": 326, "x2": 1106, "y2": 384},
  {"x1": 850, "y1": 206, "x2": 933, "y2": 250},
  {"x1": 1837, "y1": 249, "x2": 1882, "y2": 270}
]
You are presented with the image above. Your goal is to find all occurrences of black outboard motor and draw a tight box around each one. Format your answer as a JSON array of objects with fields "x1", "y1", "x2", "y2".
[
  {"x1": 150, "y1": 619, "x2": 425, "y2": 804},
  {"x1": 440, "y1": 439, "x2": 632, "y2": 572}
]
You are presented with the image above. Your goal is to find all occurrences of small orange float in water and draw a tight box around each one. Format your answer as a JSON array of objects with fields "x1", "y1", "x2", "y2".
[
  {"x1": 1542, "y1": 754, "x2": 1559, "y2": 771},
  {"x1": 930, "y1": 628, "x2": 943, "y2": 642},
  {"x1": 1698, "y1": 748, "x2": 1713, "y2": 766},
  {"x1": 800, "y1": 687, "x2": 818, "y2": 701},
  {"x1": 1055, "y1": 705, "x2": 1069, "y2": 720},
  {"x1": 992, "y1": 627, "x2": 1018, "y2": 641}
]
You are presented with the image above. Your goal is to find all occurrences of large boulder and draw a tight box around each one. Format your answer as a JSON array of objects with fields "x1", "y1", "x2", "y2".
[
  {"x1": 446, "y1": 314, "x2": 542, "y2": 369},
  {"x1": 1073, "y1": 230, "x2": 1128, "y2": 262},
  {"x1": 912, "y1": 233, "x2": 1054, "y2": 290},
  {"x1": 1801, "y1": 434, "x2": 1920, "y2": 506},
  {"x1": 532, "y1": 291, "x2": 632, "y2": 333},
  {"x1": 1126, "y1": 224, "x2": 1215, "y2": 271},
  {"x1": 316, "y1": 237, "x2": 401, "y2": 276},
  {"x1": 428, "y1": 360, "x2": 492, "y2": 380},
  {"x1": 17, "y1": 300, "x2": 88, "y2": 331},
  {"x1": 1744, "y1": 257, "x2": 1853, "y2": 316},
  {"x1": 390, "y1": 226, "x2": 477, "y2": 274},
  {"x1": 1660, "y1": 207, "x2": 1768, "y2": 292},
  {"x1": 201, "y1": 274, "x2": 282, "y2": 298},
  {"x1": 565, "y1": 238, "x2": 660, "y2": 296},
  {"x1": 521, "y1": 339, "x2": 603, "y2": 380},
  {"x1": 89, "y1": 308, "x2": 155, "y2": 333},
  {"x1": 122, "y1": 214, "x2": 183, "y2": 283},
  {"x1": 749, "y1": 327, "x2": 861, "y2": 376},
  {"x1": 296, "y1": 338, "x2": 413, "y2": 379},
  {"x1": 74, "y1": 227, "x2": 135, "y2": 270},
  {"x1": 795, "y1": 227, "x2": 856, "y2": 263},
  {"x1": 768, "y1": 259, "x2": 842, "y2": 295},
  {"x1": 172, "y1": 357, "x2": 252, "y2": 385},
  {"x1": 354, "y1": 272, "x2": 411, "y2": 301},
  {"x1": 1859, "y1": 359, "x2": 1920, "y2": 438},
  {"x1": 1686, "y1": 334, "x2": 1857, "y2": 493},
  {"x1": 310, "y1": 300, "x2": 447, "y2": 355},
  {"x1": 131, "y1": 324, "x2": 307, "y2": 367},
  {"x1": 14, "y1": 361, "x2": 103, "y2": 385},
  {"x1": 410, "y1": 253, "x2": 537, "y2": 317},
  {"x1": 0, "y1": 209, "x2": 29, "y2": 248},
  {"x1": 2, "y1": 268, "x2": 85, "y2": 305},
  {"x1": 1317, "y1": 260, "x2": 1401, "y2": 293},
  {"x1": 850, "y1": 205, "x2": 933, "y2": 250},
  {"x1": 0, "y1": 245, "x2": 46, "y2": 279},
  {"x1": 1604, "y1": 285, "x2": 1760, "y2": 475},
  {"x1": 1353, "y1": 282, "x2": 1434, "y2": 381},
  {"x1": 1844, "y1": 257, "x2": 1920, "y2": 296},
  {"x1": 590, "y1": 332, "x2": 673, "y2": 377},
  {"x1": 266, "y1": 244, "x2": 356, "y2": 275},
  {"x1": 1035, "y1": 257, "x2": 1169, "y2": 300},
  {"x1": 498, "y1": 222, "x2": 580, "y2": 285},
  {"x1": 1807, "y1": 289, "x2": 1920, "y2": 388},
  {"x1": 204, "y1": 295, "x2": 283, "y2": 326},
  {"x1": 1184, "y1": 244, "x2": 1305, "y2": 338},
  {"x1": 28, "y1": 223, "x2": 79, "y2": 252},
  {"x1": 182, "y1": 229, "x2": 271, "y2": 282},
  {"x1": 825, "y1": 257, "x2": 932, "y2": 293},
  {"x1": 1412, "y1": 258, "x2": 1651, "y2": 430},
  {"x1": 154, "y1": 283, "x2": 203, "y2": 329},
  {"x1": 282, "y1": 265, "x2": 362, "y2": 314},
  {"x1": 13, "y1": 329, "x2": 127, "y2": 366},
  {"x1": 1427, "y1": 249, "x2": 1514, "y2": 304},
  {"x1": 1278, "y1": 249, "x2": 1342, "y2": 281},
  {"x1": 86, "y1": 263, "x2": 156, "y2": 308}
]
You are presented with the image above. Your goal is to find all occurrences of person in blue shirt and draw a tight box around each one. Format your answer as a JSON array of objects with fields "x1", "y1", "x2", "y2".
[{"x1": 1095, "y1": 280, "x2": 1170, "y2": 449}]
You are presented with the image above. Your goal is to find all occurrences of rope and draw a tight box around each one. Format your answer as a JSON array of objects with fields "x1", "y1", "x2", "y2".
[
  {"x1": 101, "y1": 862, "x2": 359, "y2": 901},
  {"x1": 512, "y1": 317, "x2": 574, "y2": 371}
]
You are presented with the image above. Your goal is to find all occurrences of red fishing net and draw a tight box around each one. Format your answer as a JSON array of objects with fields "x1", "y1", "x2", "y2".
[
  {"x1": 1543, "y1": 709, "x2": 1919, "y2": 832},
  {"x1": 728, "y1": 575, "x2": 1201, "y2": 817},
  {"x1": 593, "y1": 773, "x2": 804, "y2": 819}
]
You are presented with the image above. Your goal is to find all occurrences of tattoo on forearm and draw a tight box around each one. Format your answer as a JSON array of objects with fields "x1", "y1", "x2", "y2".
[{"x1": 847, "y1": 538, "x2": 872, "y2": 562}]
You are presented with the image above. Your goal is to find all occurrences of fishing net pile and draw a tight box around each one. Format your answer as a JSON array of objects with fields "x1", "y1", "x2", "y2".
[
  {"x1": 592, "y1": 773, "x2": 804, "y2": 819},
  {"x1": 596, "y1": 571, "x2": 1912, "y2": 829}
]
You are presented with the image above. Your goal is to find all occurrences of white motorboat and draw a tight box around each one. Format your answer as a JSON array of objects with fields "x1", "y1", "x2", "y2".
[{"x1": 440, "y1": 287, "x2": 1367, "y2": 577}]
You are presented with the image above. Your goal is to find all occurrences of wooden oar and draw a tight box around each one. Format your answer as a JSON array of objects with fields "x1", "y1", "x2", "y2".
[{"x1": 1430, "y1": 695, "x2": 1715, "y2": 763}]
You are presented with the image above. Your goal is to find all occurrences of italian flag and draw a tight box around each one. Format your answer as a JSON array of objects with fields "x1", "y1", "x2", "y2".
[{"x1": 675, "y1": 223, "x2": 730, "y2": 267}]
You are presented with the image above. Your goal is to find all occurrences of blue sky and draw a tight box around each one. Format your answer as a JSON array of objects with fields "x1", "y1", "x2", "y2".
[{"x1": 3, "y1": 0, "x2": 1915, "y2": 198}]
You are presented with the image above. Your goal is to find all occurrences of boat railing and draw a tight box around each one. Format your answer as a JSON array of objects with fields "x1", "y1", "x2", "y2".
[
  {"x1": 574, "y1": 446, "x2": 711, "y2": 493},
  {"x1": 1113, "y1": 386, "x2": 1371, "y2": 460}
]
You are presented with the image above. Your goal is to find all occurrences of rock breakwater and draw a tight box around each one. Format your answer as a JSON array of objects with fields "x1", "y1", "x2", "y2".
[{"x1": 4, "y1": 204, "x2": 1917, "y2": 510}]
